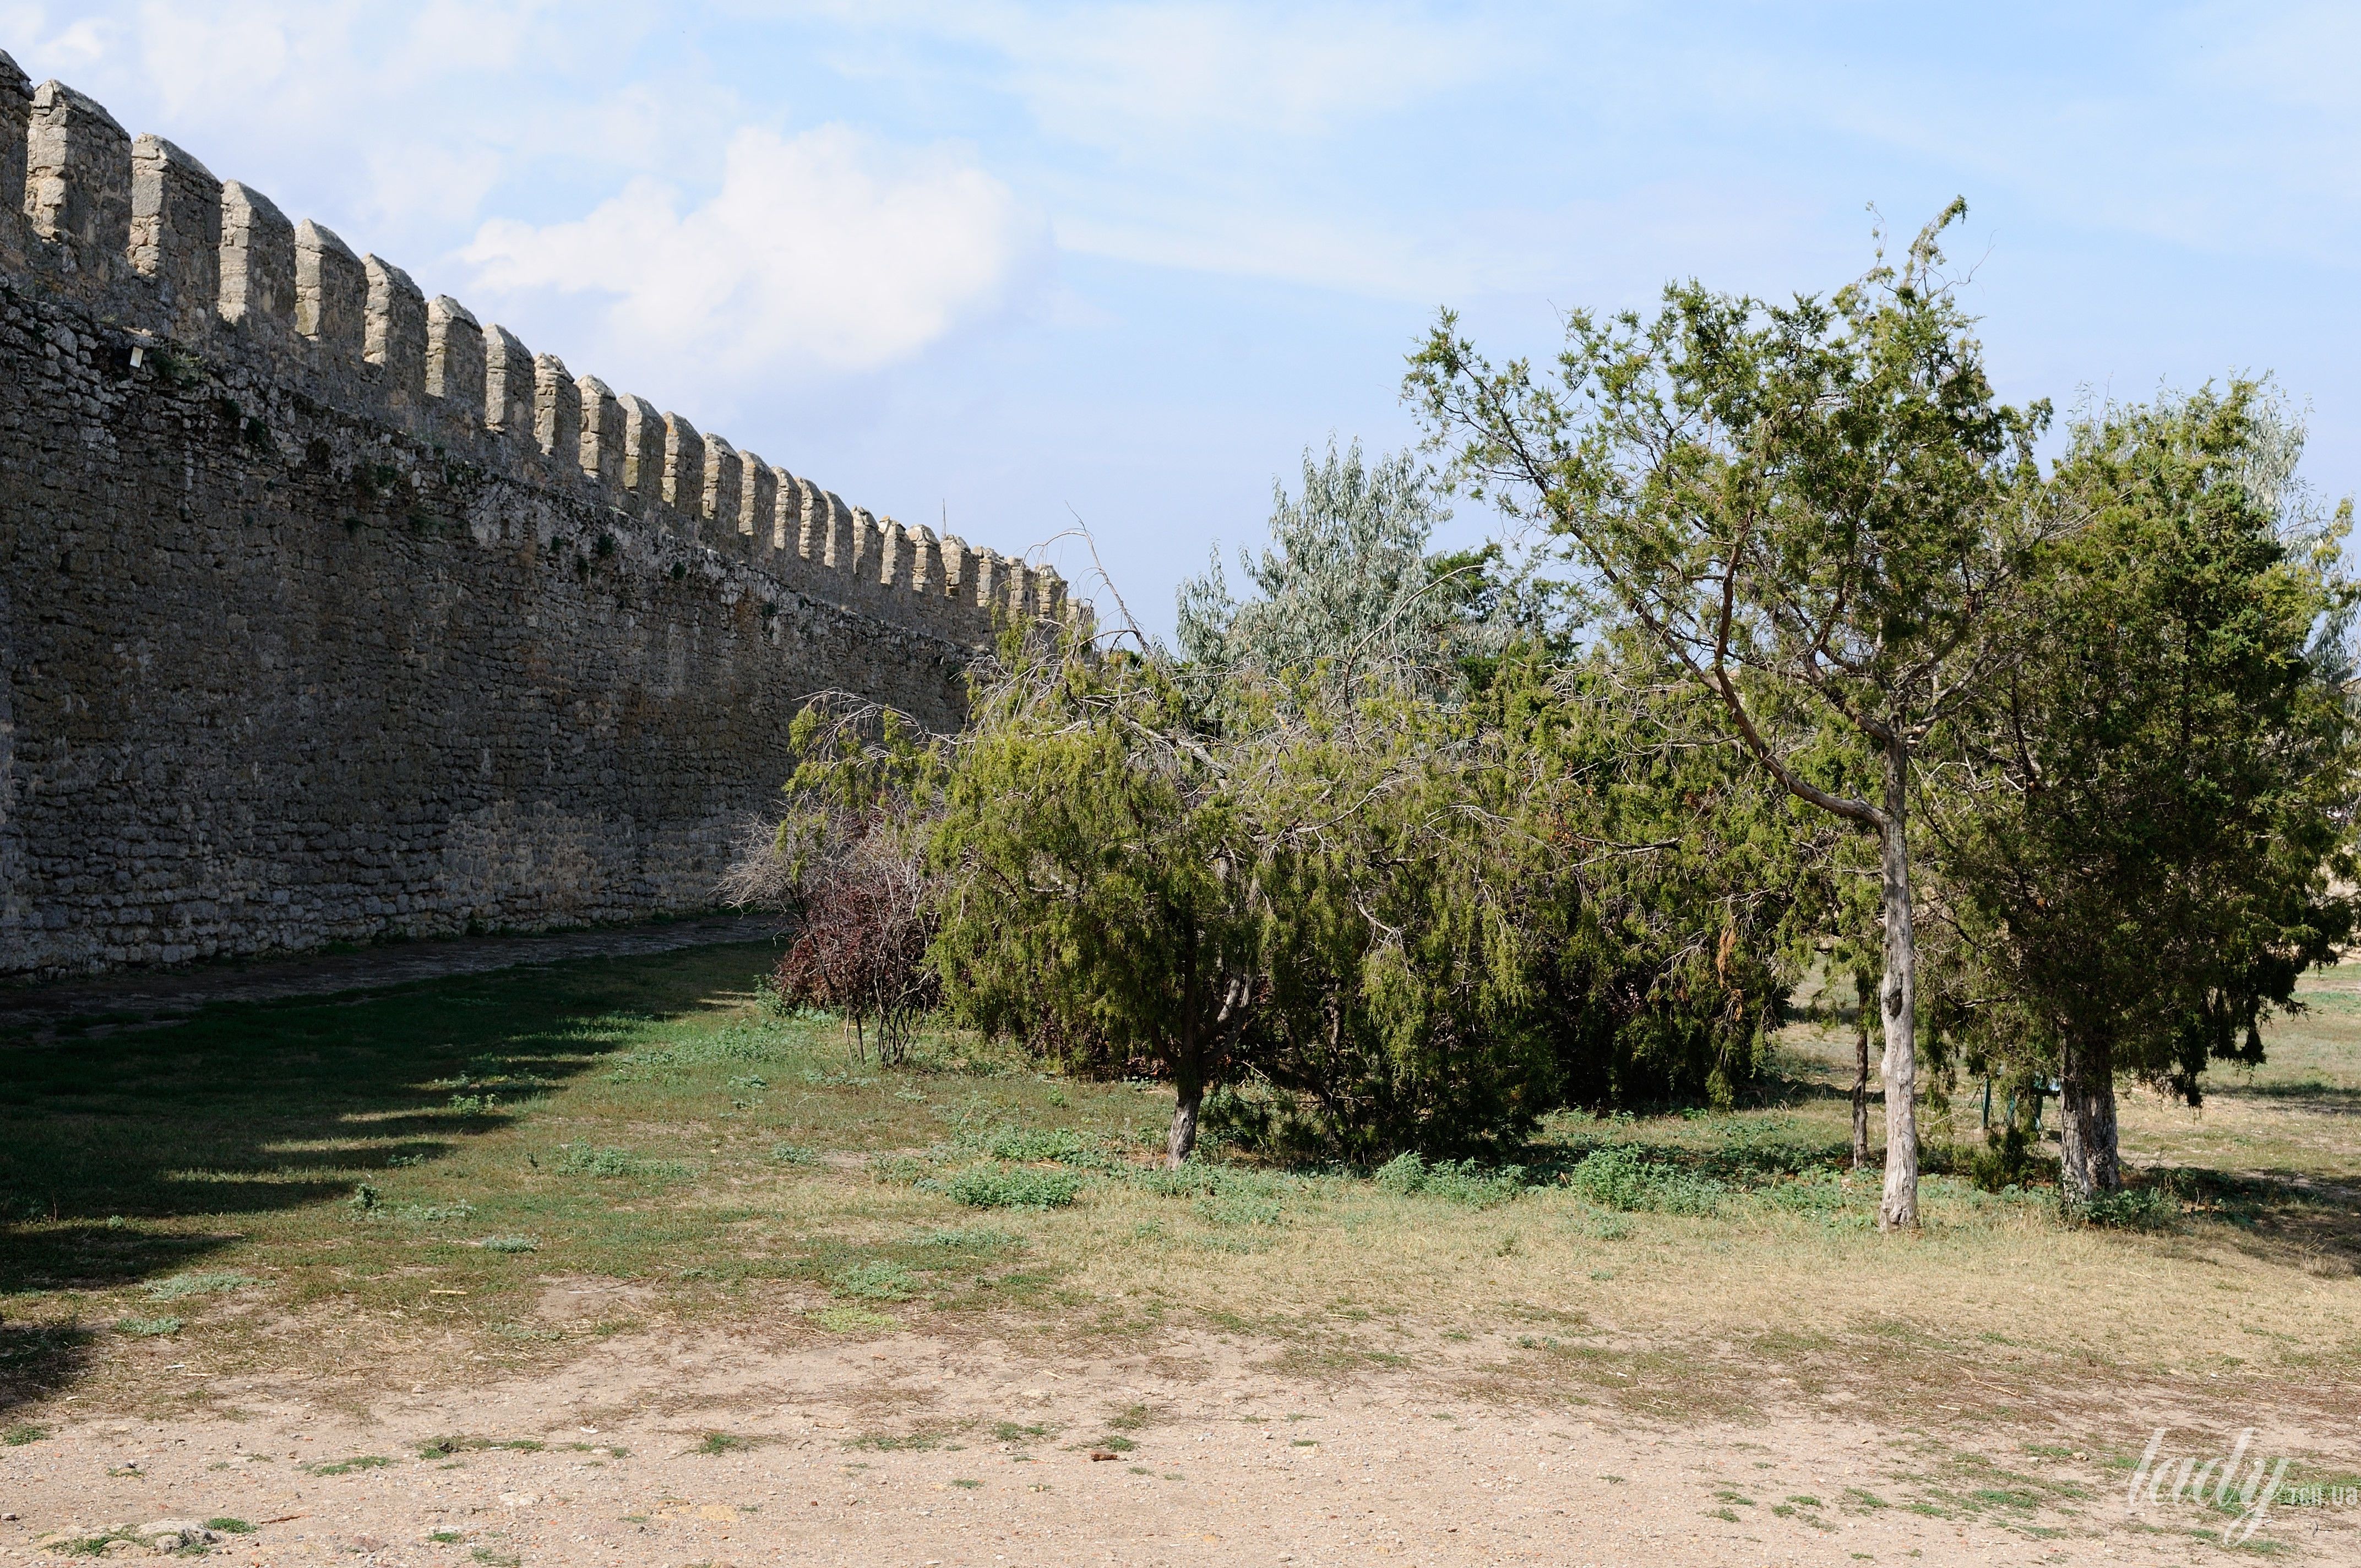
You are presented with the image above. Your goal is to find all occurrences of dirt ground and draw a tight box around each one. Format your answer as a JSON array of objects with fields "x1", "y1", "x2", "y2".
[{"x1": 2, "y1": 1325, "x2": 2346, "y2": 1566}]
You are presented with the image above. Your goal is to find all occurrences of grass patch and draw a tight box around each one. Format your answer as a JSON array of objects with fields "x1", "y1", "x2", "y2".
[
  {"x1": 829, "y1": 1260, "x2": 918, "y2": 1302},
  {"x1": 812, "y1": 1305, "x2": 899, "y2": 1333},
  {"x1": 144, "y1": 1270, "x2": 258, "y2": 1300},
  {"x1": 1372, "y1": 1152, "x2": 1522, "y2": 1207},
  {"x1": 551, "y1": 1142, "x2": 694, "y2": 1181},
  {"x1": 1565, "y1": 1145, "x2": 1724, "y2": 1215},
  {"x1": 3, "y1": 940, "x2": 2359, "y2": 1449},
  {"x1": 931, "y1": 1164, "x2": 1081, "y2": 1210}
]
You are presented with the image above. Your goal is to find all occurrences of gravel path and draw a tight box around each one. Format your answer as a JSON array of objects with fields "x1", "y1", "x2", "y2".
[{"x1": 0, "y1": 915, "x2": 782, "y2": 1041}]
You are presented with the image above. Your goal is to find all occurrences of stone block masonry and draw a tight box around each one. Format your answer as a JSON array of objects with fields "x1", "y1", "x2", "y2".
[{"x1": 0, "y1": 52, "x2": 1091, "y2": 979}]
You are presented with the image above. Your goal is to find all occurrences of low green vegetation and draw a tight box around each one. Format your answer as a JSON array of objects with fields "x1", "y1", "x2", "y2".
[{"x1": 0, "y1": 938, "x2": 2355, "y2": 1424}]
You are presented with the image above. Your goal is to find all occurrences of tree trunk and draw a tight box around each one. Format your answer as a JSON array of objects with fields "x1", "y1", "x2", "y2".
[
  {"x1": 1167, "y1": 1075, "x2": 1204, "y2": 1168},
  {"x1": 1851, "y1": 968, "x2": 1873, "y2": 1172},
  {"x1": 1877, "y1": 746, "x2": 1920, "y2": 1229},
  {"x1": 2058, "y1": 1028, "x2": 2120, "y2": 1205}
]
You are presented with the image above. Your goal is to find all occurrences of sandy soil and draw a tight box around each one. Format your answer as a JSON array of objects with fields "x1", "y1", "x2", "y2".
[{"x1": 3, "y1": 1327, "x2": 2345, "y2": 1566}]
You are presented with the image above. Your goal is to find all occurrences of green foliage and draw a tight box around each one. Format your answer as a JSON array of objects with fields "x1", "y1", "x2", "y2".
[
  {"x1": 1566, "y1": 1146, "x2": 1724, "y2": 1215},
  {"x1": 829, "y1": 1261, "x2": 918, "y2": 1301},
  {"x1": 1176, "y1": 439, "x2": 1497, "y2": 685},
  {"x1": 932, "y1": 1164, "x2": 1082, "y2": 1210},
  {"x1": 1370, "y1": 1152, "x2": 1523, "y2": 1207},
  {"x1": 144, "y1": 1270, "x2": 255, "y2": 1300},
  {"x1": 984, "y1": 1127, "x2": 1092, "y2": 1163},
  {"x1": 927, "y1": 636, "x2": 1275, "y2": 1158},
  {"x1": 113, "y1": 1315, "x2": 182, "y2": 1337},
  {"x1": 1407, "y1": 204, "x2": 2049, "y2": 1228},
  {"x1": 2073, "y1": 1185, "x2": 2180, "y2": 1230},
  {"x1": 1966, "y1": 1126, "x2": 2044, "y2": 1194},
  {"x1": 1930, "y1": 383, "x2": 2361, "y2": 1191},
  {"x1": 552, "y1": 1142, "x2": 693, "y2": 1181}
]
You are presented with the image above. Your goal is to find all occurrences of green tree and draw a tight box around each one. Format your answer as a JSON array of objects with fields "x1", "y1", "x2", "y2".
[
  {"x1": 1929, "y1": 385, "x2": 2360, "y2": 1204},
  {"x1": 1407, "y1": 204, "x2": 2045, "y2": 1228},
  {"x1": 1177, "y1": 438, "x2": 1504, "y2": 688},
  {"x1": 927, "y1": 639, "x2": 1290, "y2": 1166}
]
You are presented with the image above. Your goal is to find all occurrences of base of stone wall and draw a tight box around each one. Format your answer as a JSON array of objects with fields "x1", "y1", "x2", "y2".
[{"x1": 0, "y1": 909, "x2": 785, "y2": 1040}]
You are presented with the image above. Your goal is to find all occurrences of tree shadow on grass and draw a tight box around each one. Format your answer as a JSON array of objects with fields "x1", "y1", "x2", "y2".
[
  {"x1": 0, "y1": 1321, "x2": 93, "y2": 1412},
  {"x1": 2137, "y1": 1165, "x2": 2361, "y2": 1278},
  {"x1": 0, "y1": 940, "x2": 779, "y2": 1414},
  {"x1": 2212, "y1": 1082, "x2": 2361, "y2": 1117}
]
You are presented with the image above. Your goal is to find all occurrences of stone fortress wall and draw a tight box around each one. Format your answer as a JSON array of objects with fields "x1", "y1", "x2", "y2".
[{"x1": 0, "y1": 54, "x2": 1089, "y2": 979}]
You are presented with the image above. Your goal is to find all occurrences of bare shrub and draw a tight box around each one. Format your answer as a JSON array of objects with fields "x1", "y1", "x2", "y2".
[
  {"x1": 723, "y1": 701, "x2": 942, "y2": 1064},
  {"x1": 774, "y1": 826, "x2": 937, "y2": 1064}
]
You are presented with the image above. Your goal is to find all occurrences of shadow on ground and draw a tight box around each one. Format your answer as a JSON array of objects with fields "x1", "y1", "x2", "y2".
[{"x1": 0, "y1": 940, "x2": 780, "y2": 1413}]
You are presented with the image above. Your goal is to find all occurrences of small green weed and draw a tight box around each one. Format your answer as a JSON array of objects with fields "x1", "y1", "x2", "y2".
[
  {"x1": 934, "y1": 1164, "x2": 1080, "y2": 1210},
  {"x1": 553, "y1": 1142, "x2": 693, "y2": 1180},
  {"x1": 415, "y1": 1436, "x2": 546, "y2": 1459},
  {"x1": 480, "y1": 1235, "x2": 538, "y2": 1253},
  {"x1": 115, "y1": 1316, "x2": 183, "y2": 1337},
  {"x1": 812, "y1": 1305, "x2": 898, "y2": 1332},
  {"x1": 1568, "y1": 1146, "x2": 1724, "y2": 1216},
  {"x1": 206, "y1": 1518, "x2": 256, "y2": 1535},
  {"x1": 4, "y1": 1424, "x2": 50, "y2": 1445},
  {"x1": 917, "y1": 1225, "x2": 1019, "y2": 1250},
  {"x1": 987, "y1": 1128, "x2": 1090, "y2": 1163},
  {"x1": 2076, "y1": 1185, "x2": 2179, "y2": 1230},
  {"x1": 145, "y1": 1271, "x2": 258, "y2": 1300},
  {"x1": 1372, "y1": 1152, "x2": 1523, "y2": 1207},
  {"x1": 830, "y1": 1261, "x2": 918, "y2": 1302},
  {"x1": 695, "y1": 1431, "x2": 756, "y2": 1455},
  {"x1": 303, "y1": 1454, "x2": 394, "y2": 1475},
  {"x1": 1197, "y1": 1191, "x2": 1283, "y2": 1227}
]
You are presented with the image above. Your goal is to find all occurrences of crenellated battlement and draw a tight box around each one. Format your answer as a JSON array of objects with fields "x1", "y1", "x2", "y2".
[{"x1": 0, "y1": 51, "x2": 1089, "y2": 654}]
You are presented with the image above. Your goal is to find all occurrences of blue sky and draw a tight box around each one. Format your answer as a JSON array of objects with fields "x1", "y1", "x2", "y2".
[{"x1": 11, "y1": 2, "x2": 2358, "y2": 633}]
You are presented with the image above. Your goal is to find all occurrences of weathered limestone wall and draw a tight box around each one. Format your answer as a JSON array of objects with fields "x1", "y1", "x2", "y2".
[{"x1": 0, "y1": 53, "x2": 1089, "y2": 978}]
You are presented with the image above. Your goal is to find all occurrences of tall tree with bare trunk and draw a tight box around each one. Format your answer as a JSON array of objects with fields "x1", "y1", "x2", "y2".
[{"x1": 1407, "y1": 204, "x2": 2046, "y2": 1228}]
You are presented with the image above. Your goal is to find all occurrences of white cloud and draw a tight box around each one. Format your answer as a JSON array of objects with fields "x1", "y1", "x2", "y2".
[
  {"x1": 965, "y1": 1, "x2": 1499, "y2": 145},
  {"x1": 792, "y1": 0, "x2": 1501, "y2": 148},
  {"x1": 462, "y1": 123, "x2": 1044, "y2": 380}
]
